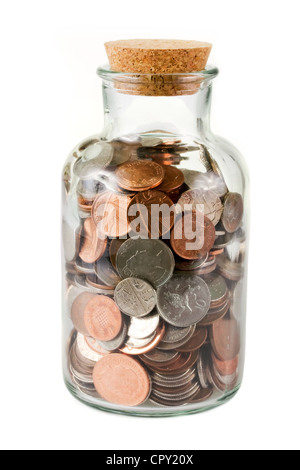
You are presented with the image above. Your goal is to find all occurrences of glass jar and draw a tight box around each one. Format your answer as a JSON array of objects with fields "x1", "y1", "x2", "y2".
[{"x1": 62, "y1": 62, "x2": 249, "y2": 417}]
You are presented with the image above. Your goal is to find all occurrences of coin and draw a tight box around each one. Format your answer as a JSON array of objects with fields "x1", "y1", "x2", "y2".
[
  {"x1": 119, "y1": 321, "x2": 165, "y2": 355},
  {"x1": 116, "y1": 239, "x2": 175, "y2": 289},
  {"x1": 71, "y1": 292, "x2": 95, "y2": 336},
  {"x1": 109, "y1": 238, "x2": 126, "y2": 270},
  {"x1": 197, "y1": 346, "x2": 211, "y2": 389},
  {"x1": 157, "y1": 275, "x2": 211, "y2": 327},
  {"x1": 126, "y1": 332, "x2": 156, "y2": 348},
  {"x1": 78, "y1": 136, "x2": 100, "y2": 152},
  {"x1": 94, "y1": 257, "x2": 122, "y2": 287},
  {"x1": 127, "y1": 313, "x2": 160, "y2": 340},
  {"x1": 114, "y1": 278, "x2": 157, "y2": 317},
  {"x1": 190, "y1": 388, "x2": 213, "y2": 403},
  {"x1": 212, "y1": 351, "x2": 239, "y2": 376},
  {"x1": 92, "y1": 191, "x2": 131, "y2": 238},
  {"x1": 176, "y1": 326, "x2": 207, "y2": 353},
  {"x1": 183, "y1": 169, "x2": 228, "y2": 198},
  {"x1": 93, "y1": 354, "x2": 151, "y2": 406},
  {"x1": 157, "y1": 166, "x2": 185, "y2": 192},
  {"x1": 128, "y1": 190, "x2": 175, "y2": 238},
  {"x1": 157, "y1": 325, "x2": 196, "y2": 351},
  {"x1": 203, "y1": 273, "x2": 228, "y2": 304},
  {"x1": 62, "y1": 219, "x2": 81, "y2": 262},
  {"x1": 141, "y1": 349, "x2": 179, "y2": 365},
  {"x1": 115, "y1": 161, "x2": 164, "y2": 191},
  {"x1": 79, "y1": 218, "x2": 107, "y2": 264},
  {"x1": 210, "y1": 318, "x2": 240, "y2": 361},
  {"x1": 84, "y1": 336, "x2": 111, "y2": 356},
  {"x1": 75, "y1": 258, "x2": 94, "y2": 275},
  {"x1": 99, "y1": 320, "x2": 128, "y2": 352},
  {"x1": 77, "y1": 179, "x2": 106, "y2": 202},
  {"x1": 83, "y1": 295, "x2": 122, "y2": 341},
  {"x1": 231, "y1": 280, "x2": 243, "y2": 321},
  {"x1": 73, "y1": 144, "x2": 113, "y2": 180},
  {"x1": 110, "y1": 140, "x2": 139, "y2": 166},
  {"x1": 177, "y1": 189, "x2": 223, "y2": 226},
  {"x1": 85, "y1": 274, "x2": 115, "y2": 292},
  {"x1": 175, "y1": 253, "x2": 208, "y2": 271},
  {"x1": 161, "y1": 324, "x2": 192, "y2": 344},
  {"x1": 221, "y1": 192, "x2": 244, "y2": 233},
  {"x1": 171, "y1": 213, "x2": 216, "y2": 260},
  {"x1": 76, "y1": 333, "x2": 104, "y2": 362},
  {"x1": 217, "y1": 254, "x2": 244, "y2": 281}
]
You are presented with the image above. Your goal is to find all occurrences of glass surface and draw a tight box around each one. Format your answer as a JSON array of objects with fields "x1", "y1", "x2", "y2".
[{"x1": 62, "y1": 66, "x2": 249, "y2": 416}]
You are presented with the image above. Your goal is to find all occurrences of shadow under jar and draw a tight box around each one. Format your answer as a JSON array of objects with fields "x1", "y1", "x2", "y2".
[{"x1": 62, "y1": 47, "x2": 250, "y2": 417}]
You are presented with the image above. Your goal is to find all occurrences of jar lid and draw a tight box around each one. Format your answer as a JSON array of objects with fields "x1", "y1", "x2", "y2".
[{"x1": 105, "y1": 39, "x2": 212, "y2": 74}]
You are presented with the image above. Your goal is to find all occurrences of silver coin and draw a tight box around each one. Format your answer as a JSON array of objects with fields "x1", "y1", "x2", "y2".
[
  {"x1": 75, "y1": 258, "x2": 95, "y2": 275},
  {"x1": 157, "y1": 275, "x2": 211, "y2": 327},
  {"x1": 99, "y1": 321, "x2": 128, "y2": 352},
  {"x1": 128, "y1": 313, "x2": 160, "y2": 340},
  {"x1": 62, "y1": 219, "x2": 81, "y2": 262},
  {"x1": 73, "y1": 143, "x2": 113, "y2": 180},
  {"x1": 142, "y1": 349, "x2": 179, "y2": 364},
  {"x1": 76, "y1": 178, "x2": 106, "y2": 201},
  {"x1": 197, "y1": 347, "x2": 211, "y2": 389},
  {"x1": 217, "y1": 254, "x2": 244, "y2": 281},
  {"x1": 177, "y1": 189, "x2": 223, "y2": 226},
  {"x1": 76, "y1": 333, "x2": 103, "y2": 362},
  {"x1": 231, "y1": 280, "x2": 243, "y2": 321},
  {"x1": 152, "y1": 371, "x2": 197, "y2": 389},
  {"x1": 183, "y1": 169, "x2": 228, "y2": 198},
  {"x1": 141, "y1": 136, "x2": 164, "y2": 147},
  {"x1": 157, "y1": 325, "x2": 196, "y2": 350},
  {"x1": 114, "y1": 278, "x2": 157, "y2": 318},
  {"x1": 116, "y1": 134, "x2": 141, "y2": 145},
  {"x1": 152, "y1": 369, "x2": 195, "y2": 383},
  {"x1": 152, "y1": 382, "x2": 200, "y2": 402},
  {"x1": 125, "y1": 331, "x2": 156, "y2": 348},
  {"x1": 116, "y1": 239, "x2": 175, "y2": 289},
  {"x1": 77, "y1": 135, "x2": 100, "y2": 153},
  {"x1": 94, "y1": 257, "x2": 122, "y2": 287},
  {"x1": 162, "y1": 324, "x2": 191, "y2": 344}
]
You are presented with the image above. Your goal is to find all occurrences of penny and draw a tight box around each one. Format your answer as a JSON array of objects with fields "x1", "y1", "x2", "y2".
[
  {"x1": 120, "y1": 321, "x2": 165, "y2": 355},
  {"x1": 157, "y1": 165, "x2": 185, "y2": 192},
  {"x1": 127, "y1": 313, "x2": 160, "y2": 340},
  {"x1": 63, "y1": 219, "x2": 81, "y2": 263},
  {"x1": 94, "y1": 257, "x2": 122, "y2": 287},
  {"x1": 183, "y1": 169, "x2": 228, "y2": 198},
  {"x1": 177, "y1": 189, "x2": 223, "y2": 226},
  {"x1": 210, "y1": 318, "x2": 240, "y2": 361},
  {"x1": 116, "y1": 239, "x2": 175, "y2": 289},
  {"x1": 171, "y1": 213, "x2": 216, "y2": 260},
  {"x1": 99, "y1": 321, "x2": 128, "y2": 352},
  {"x1": 115, "y1": 161, "x2": 164, "y2": 191},
  {"x1": 176, "y1": 326, "x2": 208, "y2": 353},
  {"x1": 93, "y1": 354, "x2": 151, "y2": 406},
  {"x1": 71, "y1": 292, "x2": 95, "y2": 336},
  {"x1": 92, "y1": 191, "x2": 131, "y2": 238},
  {"x1": 114, "y1": 278, "x2": 157, "y2": 318},
  {"x1": 190, "y1": 388, "x2": 213, "y2": 403},
  {"x1": 79, "y1": 218, "x2": 107, "y2": 264},
  {"x1": 175, "y1": 253, "x2": 208, "y2": 271},
  {"x1": 141, "y1": 349, "x2": 179, "y2": 365},
  {"x1": 157, "y1": 275, "x2": 211, "y2": 327},
  {"x1": 109, "y1": 238, "x2": 126, "y2": 271},
  {"x1": 222, "y1": 192, "x2": 244, "y2": 233},
  {"x1": 128, "y1": 190, "x2": 175, "y2": 238},
  {"x1": 212, "y1": 363, "x2": 238, "y2": 386},
  {"x1": 83, "y1": 295, "x2": 122, "y2": 341},
  {"x1": 203, "y1": 273, "x2": 228, "y2": 304},
  {"x1": 212, "y1": 351, "x2": 239, "y2": 376}
]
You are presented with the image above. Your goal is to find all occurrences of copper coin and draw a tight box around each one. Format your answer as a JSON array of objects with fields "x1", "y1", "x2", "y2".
[
  {"x1": 221, "y1": 192, "x2": 244, "y2": 233},
  {"x1": 115, "y1": 161, "x2": 164, "y2": 191},
  {"x1": 83, "y1": 295, "x2": 122, "y2": 341},
  {"x1": 212, "y1": 351, "x2": 239, "y2": 376},
  {"x1": 93, "y1": 354, "x2": 151, "y2": 406},
  {"x1": 177, "y1": 189, "x2": 223, "y2": 226},
  {"x1": 79, "y1": 218, "x2": 107, "y2": 264},
  {"x1": 128, "y1": 190, "x2": 175, "y2": 238},
  {"x1": 175, "y1": 253, "x2": 208, "y2": 271},
  {"x1": 210, "y1": 318, "x2": 240, "y2": 361},
  {"x1": 175, "y1": 326, "x2": 208, "y2": 353},
  {"x1": 217, "y1": 254, "x2": 244, "y2": 282},
  {"x1": 171, "y1": 213, "x2": 216, "y2": 260},
  {"x1": 157, "y1": 165, "x2": 185, "y2": 192},
  {"x1": 153, "y1": 379, "x2": 197, "y2": 395},
  {"x1": 119, "y1": 321, "x2": 165, "y2": 355},
  {"x1": 92, "y1": 191, "x2": 131, "y2": 238},
  {"x1": 109, "y1": 238, "x2": 126, "y2": 270},
  {"x1": 140, "y1": 350, "x2": 180, "y2": 367},
  {"x1": 189, "y1": 388, "x2": 213, "y2": 403},
  {"x1": 148, "y1": 353, "x2": 192, "y2": 374},
  {"x1": 71, "y1": 293, "x2": 95, "y2": 336}
]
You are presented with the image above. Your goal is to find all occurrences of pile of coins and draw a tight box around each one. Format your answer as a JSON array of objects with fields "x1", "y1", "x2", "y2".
[{"x1": 63, "y1": 134, "x2": 245, "y2": 408}]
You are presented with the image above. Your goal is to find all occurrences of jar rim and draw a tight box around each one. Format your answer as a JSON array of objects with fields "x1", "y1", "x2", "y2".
[{"x1": 97, "y1": 64, "x2": 219, "y2": 81}]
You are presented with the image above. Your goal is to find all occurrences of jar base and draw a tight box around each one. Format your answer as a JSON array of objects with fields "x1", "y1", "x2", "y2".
[{"x1": 64, "y1": 377, "x2": 242, "y2": 418}]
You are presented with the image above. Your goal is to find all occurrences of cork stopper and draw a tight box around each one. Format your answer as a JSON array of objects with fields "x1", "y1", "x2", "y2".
[{"x1": 104, "y1": 39, "x2": 212, "y2": 96}]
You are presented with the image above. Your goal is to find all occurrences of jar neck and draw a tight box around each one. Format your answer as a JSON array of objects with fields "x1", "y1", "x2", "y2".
[{"x1": 100, "y1": 81, "x2": 214, "y2": 141}]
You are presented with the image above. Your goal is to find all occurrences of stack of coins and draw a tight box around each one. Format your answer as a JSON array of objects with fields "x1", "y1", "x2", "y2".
[{"x1": 63, "y1": 134, "x2": 245, "y2": 408}]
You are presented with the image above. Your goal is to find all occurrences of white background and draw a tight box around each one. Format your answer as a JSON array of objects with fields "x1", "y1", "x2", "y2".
[{"x1": 1, "y1": 0, "x2": 299, "y2": 451}]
